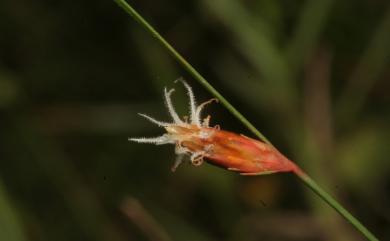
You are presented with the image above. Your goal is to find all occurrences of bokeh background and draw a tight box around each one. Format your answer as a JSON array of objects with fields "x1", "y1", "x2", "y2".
[{"x1": 1, "y1": 0, "x2": 389, "y2": 240}]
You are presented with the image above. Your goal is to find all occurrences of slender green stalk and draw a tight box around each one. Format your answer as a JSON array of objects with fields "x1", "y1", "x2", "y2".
[
  {"x1": 295, "y1": 169, "x2": 378, "y2": 241},
  {"x1": 113, "y1": 0, "x2": 270, "y2": 145},
  {"x1": 113, "y1": 1, "x2": 379, "y2": 240}
]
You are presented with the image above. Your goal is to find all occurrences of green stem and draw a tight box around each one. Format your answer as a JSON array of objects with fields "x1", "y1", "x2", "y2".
[
  {"x1": 294, "y1": 169, "x2": 378, "y2": 241},
  {"x1": 113, "y1": 0, "x2": 270, "y2": 145},
  {"x1": 113, "y1": 1, "x2": 379, "y2": 240}
]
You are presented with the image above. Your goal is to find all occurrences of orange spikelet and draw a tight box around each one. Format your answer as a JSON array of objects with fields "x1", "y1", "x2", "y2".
[
  {"x1": 129, "y1": 79, "x2": 298, "y2": 175},
  {"x1": 185, "y1": 128, "x2": 297, "y2": 175}
]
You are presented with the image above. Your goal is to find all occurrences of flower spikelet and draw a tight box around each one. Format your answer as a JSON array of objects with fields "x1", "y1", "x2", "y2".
[{"x1": 129, "y1": 79, "x2": 298, "y2": 175}]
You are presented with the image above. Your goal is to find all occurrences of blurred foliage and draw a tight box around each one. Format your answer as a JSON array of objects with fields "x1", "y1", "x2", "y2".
[{"x1": 0, "y1": 0, "x2": 389, "y2": 241}]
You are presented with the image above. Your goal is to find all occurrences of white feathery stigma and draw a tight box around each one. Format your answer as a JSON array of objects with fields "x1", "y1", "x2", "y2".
[
  {"x1": 128, "y1": 134, "x2": 174, "y2": 145},
  {"x1": 164, "y1": 87, "x2": 184, "y2": 125},
  {"x1": 138, "y1": 113, "x2": 172, "y2": 127},
  {"x1": 176, "y1": 78, "x2": 198, "y2": 125}
]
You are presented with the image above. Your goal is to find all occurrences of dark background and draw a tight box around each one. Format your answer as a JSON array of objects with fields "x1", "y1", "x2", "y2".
[{"x1": 0, "y1": 0, "x2": 389, "y2": 240}]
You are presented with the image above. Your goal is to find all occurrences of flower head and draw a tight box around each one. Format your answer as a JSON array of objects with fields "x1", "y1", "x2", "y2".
[{"x1": 129, "y1": 79, "x2": 298, "y2": 174}]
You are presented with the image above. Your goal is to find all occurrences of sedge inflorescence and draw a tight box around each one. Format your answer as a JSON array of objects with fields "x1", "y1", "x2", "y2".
[{"x1": 130, "y1": 79, "x2": 298, "y2": 175}]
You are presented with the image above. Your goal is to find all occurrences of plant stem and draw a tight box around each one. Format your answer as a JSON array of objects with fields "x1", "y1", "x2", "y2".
[
  {"x1": 113, "y1": 1, "x2": 379, "y2": 240},
  {"x1": 113, "y1": 0, "x2": 270, "y2": 145},
  {"x1": 294, "y1": 169, "x2": 378, "y2": 241}
]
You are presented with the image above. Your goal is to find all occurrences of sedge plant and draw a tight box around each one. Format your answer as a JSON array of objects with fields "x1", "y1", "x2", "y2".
[{"x1": 114, "y1": 0, "x2": 379, "y2": 240}]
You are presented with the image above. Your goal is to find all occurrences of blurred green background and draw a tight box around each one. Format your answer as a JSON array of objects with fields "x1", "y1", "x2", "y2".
[{"x1": 0, "y1": 0, "x2": 389, "y2": 240}]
